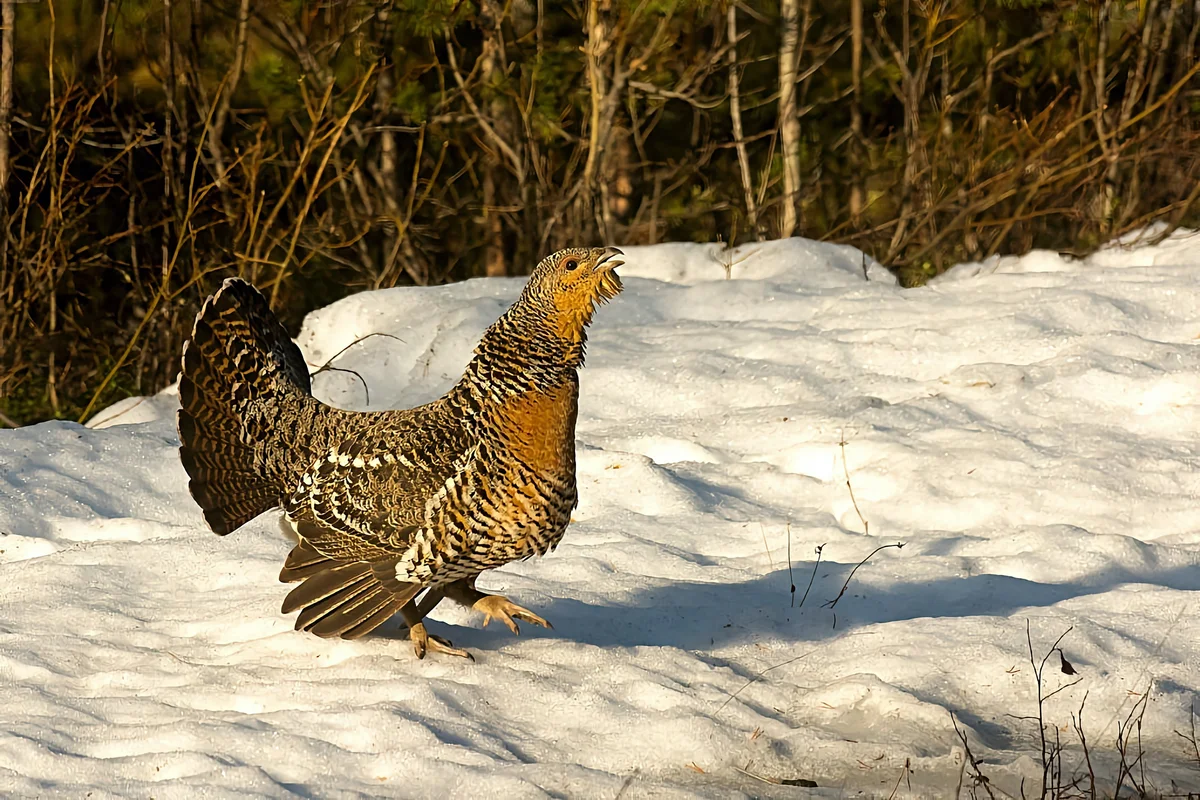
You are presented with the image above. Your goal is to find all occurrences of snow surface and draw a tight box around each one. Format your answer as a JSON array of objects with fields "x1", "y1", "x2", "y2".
[{"x1": 3, "y1": 232, "x2": 1200, "y2": 797}]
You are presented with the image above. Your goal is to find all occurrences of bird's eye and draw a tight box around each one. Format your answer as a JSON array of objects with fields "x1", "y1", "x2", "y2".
[{"x1": 565, "y1": 259, "x2": 579, "y2": 271}]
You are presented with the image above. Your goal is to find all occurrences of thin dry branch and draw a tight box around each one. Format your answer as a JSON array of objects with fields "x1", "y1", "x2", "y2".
[
  {"x1": 797, "y1": 542, "x2": 823, "y2": 609},
  {"x1": 823, "y1": 541, "x2": 904, "y2": 610},
  {"x1": 206, "y1": 0, "x2": 251, "y2": 198},
  {"x1": 1174, "y1": 698, "x2": 1200, "y2": 774},
  {"x1": 726, "y1": 5, "x2": 759, "y2": 239},
  {"x1": 717, "y1": 650, "x2": 814, "y2": 715},
  {"x1": 307, "y1": 332, "x2": 406, "y2": 406},
  {"x1": 839, "y1": 432, "x2": 869, "y2": 535},
  {"x1": 269, "y1": 69, "x2": 376, "y2": 307},
  {"x1": 951, "y1": 712, "x2": 999, "y2": 800},
  {"x1": 1024, "y1": 622, "x2": 1084, "y2": 799},
  {"x1": 444, "y1": 30, "x2": 526, "y2": 185}
]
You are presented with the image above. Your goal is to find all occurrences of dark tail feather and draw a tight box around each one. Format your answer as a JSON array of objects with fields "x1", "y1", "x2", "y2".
[
  {"x1": 283, "y1": 558, "x2": 421, "y2": 640},
  {"x1": 281, "y1": 561, "x2": 371, "y2": 614},
  {"x1": 177, "y1": 278, "x2": 318, "y2": 535},
  {"x1": 279, "y1": 539, "x2": 335, "y2": 583},
  {"x1": 337, "y1": 595, "x2": 415, "y2": 640}
]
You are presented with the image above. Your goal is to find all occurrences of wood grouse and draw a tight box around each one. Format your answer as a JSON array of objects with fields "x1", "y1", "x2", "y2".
[{"x1": 177, "y1": 247, "x2": 624, "y2": 659}]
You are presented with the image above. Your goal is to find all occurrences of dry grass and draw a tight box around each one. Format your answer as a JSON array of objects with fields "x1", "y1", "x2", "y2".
[
  {"x1": 2, "y1": 1, "x2": 1199, "y2": 424},
  {"x1": 950, "y1": 625, "x2": 1200, "y2": 800}
]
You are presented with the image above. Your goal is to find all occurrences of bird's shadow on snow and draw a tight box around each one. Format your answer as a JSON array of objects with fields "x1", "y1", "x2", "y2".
[
  {"x1": 420, "y1": 556, "x2": 1200, "y2": 748},
  {"x1": 512, "y1": 561, "x2": 1200, "y2": 654}
]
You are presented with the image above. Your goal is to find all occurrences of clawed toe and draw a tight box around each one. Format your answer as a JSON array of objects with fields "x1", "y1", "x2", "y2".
[
  {"x1": 409, "y1": 622, "x2": 474, "y2": 661},
  {"x1": 472, "y1": 595, "x2": 553, "y2": 636}
]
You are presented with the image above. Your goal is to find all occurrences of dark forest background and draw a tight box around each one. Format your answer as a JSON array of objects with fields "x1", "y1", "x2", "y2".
[{"x1": 1, "y1": 0, "x2": 1198, "y2": 425}]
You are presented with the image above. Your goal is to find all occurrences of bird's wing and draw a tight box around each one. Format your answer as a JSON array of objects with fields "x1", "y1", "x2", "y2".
[{"x1": 283, "y1": 405, "x2": 475, "y2": 560}]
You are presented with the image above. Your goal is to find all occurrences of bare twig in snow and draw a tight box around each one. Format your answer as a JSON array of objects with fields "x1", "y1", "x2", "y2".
[
  {"x1": 1174, "y1": 698, "x2": 1200, "y2": 774},
  {"x1": 758, "y1": 522, "x2": 774, "y2": 570},
  {"x1": 308, "y1": 332, "x2": 406, "y2": 407},
  {"x1": 787, "y1": 520, "x2": 795, "y2": 606},
  {"x1": 839, "y1": 432, "x2": 869, "y2": 534},
  {"x1": 1071, "y1": 691, "x2": 1097, "y2": 800},
  {"x1": 823, "y1": 541, "x2": 904, "y2": 610},
  {"x1": 1114, "y1": 685, "x2": 1151, "y2": 798},
  {"x1": 1025, "y1": 622, "x2": 1083, "y2": 798},
  {"x1": 797, "y1": 543, "x2": 824, "y2": 609},
  {"x1": 84, "y1": 396, "x2": 150, "y2": 429},
  {"x1": 733, "y1": 763, "x2": 817, "y2": 788},
  {"x1": 613, "y1": 769, "x2": 638, "y2": 799},
  {"x1": 717, "y1": 650, "x2": 813, "y2": 715},
  {"x1": 886, "y1": 757, "x2": 912, "y2": 800},
  {"x1": 951, "y1": 712, "x2": 998, "y2": 800}
]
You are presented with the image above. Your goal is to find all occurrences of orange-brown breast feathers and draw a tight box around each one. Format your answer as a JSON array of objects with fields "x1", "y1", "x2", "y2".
[{"x1": 492, "y1": 382, "x2": 579, "y2": 476}]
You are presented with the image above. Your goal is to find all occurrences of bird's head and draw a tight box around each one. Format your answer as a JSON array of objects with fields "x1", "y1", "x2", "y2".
[{"x1": 518, "y1": 246, "x2": 624, "y2": 343}]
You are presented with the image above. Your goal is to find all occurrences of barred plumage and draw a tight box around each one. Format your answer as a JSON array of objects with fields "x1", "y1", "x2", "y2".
[{"x1": 177, "y1": 247, "x2": 623, "y2": 658}]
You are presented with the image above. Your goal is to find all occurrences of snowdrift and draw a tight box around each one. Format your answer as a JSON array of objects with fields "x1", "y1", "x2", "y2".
[{"x1": 3, "y1": 231, "x2": 1200, "y2": 797}]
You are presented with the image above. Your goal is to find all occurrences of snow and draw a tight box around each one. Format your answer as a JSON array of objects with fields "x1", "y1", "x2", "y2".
[{"x1": 4, "y1": 231, "x2": 1200, "y2": 797}]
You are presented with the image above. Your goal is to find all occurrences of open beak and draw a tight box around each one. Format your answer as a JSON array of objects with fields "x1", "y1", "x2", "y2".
[
  {"x1": 592, "y1": 246, "x2": 624, "y2": 302},
  {"x1": 595, "y1": 246, "x2": 625, "y2": 272}
]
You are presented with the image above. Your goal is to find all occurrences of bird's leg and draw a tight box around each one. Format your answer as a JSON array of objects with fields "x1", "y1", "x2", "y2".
[
  {"x1": 400, "y1": 593, "x2": 473, "y2": 660},
  {"x1": 415, "y1": 587, "x2": 447, "y2": 620},
  {"x1": 393, "y1": 588, "x2": 446, "y2": 632},
  {"x1": 443, "y1": 577, "x2": 552, "y2": 636}
]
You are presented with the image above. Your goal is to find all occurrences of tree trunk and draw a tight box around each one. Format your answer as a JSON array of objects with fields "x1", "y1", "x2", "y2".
[
  {"x1": 727, "y1": 3, "x2": 760, "y2": 240},
  {"x1": 207, "y1": 0, "x2": 250, "y2": 217},
  {"x1": 480, "y1": 0, "x2": 508, "y2": 277},
  {"x1": 374, "y1": 0, "x2": 399, "y2": 281},
  {"x1": 161, "y1": 0, "x2": 184, "y2": 223},
  {"x1": 886, "y1": 0, "x2": 922, "y2": 260},
  {"x1": 848, "y1": 0, "x2": 865, "y2": 221},
  {"x1": 1095, "y1": 0, "x2": 1118, "y2": 236},
  {"x1": 0, "y1": 0, "x2": 13, "y2": 203},
  {"x1": 778, "y1": 0, "x2": 801, "y2": 238},
  {"x1": 581, "y1": 0, "x2": 629, "y2": 243},
  {"x1": 581, "y1": 0, "x2": 609, "y2": 241}
]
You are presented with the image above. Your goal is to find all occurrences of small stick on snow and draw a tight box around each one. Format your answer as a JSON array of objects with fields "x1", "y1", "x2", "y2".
[
  {"x1": 717, "y1": 650, "x2": 813, "y2": 715},
  {"x1": 733, "y1": 764, "x2": 818, "y2": 788},
  {"x1": 1024, "y1": 621, "x2": 1082, "y2": 798},
  {"x1": 308, "y1": 331, "x2": 406, "y2": 406},
  {"x1": 787, "y1": 521, "x2": 796, "y2": 607},
  {"x1": 1174, "y1": 698, "x2": 1200, "y2": 772},
  {"x1": 839, "y1": 432, "x2": 869, "y2": 535},
  {"x1": 796, "y1": 543, "x2": 824, "y2": 609},
  {"x1": 823, "y1": 542, "x2": 904, "y2": 610},
  {"x1": 1071, "y1": 690, "x2": 1096, "y2": 799},
  {"x1": 733, "y1": 764, "x2": 779, "y2": 785},
  {"x1": 84, "y1": 396, "x2": 149, "y2": 429},
  {"x1": 758, "y1": 522, "x2": 774, "y2": 570},
  {"x1": 885, "y1": 757, "x2": 912, "y2": 800},
  {"x1": 613, "y1": 770, "x2": 638, "y2": 799},
  {"x1": 951, "y1": 712, "x2": 998, "y2": 800},
  {"x1": 1114, "y1": 683, "x2": 1152, "y2": 799}
]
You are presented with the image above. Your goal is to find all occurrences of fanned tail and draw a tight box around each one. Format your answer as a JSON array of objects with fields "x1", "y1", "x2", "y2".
[
  {"x1": 280, "y1": 540, "x2": 420, "y2": 639},
  {"x1": 177, "y1": 278, "x2": 319, "y2": 535}
]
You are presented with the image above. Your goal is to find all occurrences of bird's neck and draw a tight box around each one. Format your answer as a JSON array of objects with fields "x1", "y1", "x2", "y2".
[
  {"x1": 490, "y1": 299, "x2": 588, "y2": 368},
  {"x1": 456, "y1": 304, "x2": 585, "y2": 403}
]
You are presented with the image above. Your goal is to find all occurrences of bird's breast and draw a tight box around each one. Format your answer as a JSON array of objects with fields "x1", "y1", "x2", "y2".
[
  {"x1": 489, "y1": 381, "x2": 579, "y2": 477},
  {"x1": 463, "y1": 381, "x2": 578, "y2": 556}
]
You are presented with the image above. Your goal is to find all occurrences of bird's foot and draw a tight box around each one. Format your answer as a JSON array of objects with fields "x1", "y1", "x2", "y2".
[
  {"x1": 472, "y1": 595, "x2": 553, "y2": 636},
  {"x1": 409, "y1": 622, "x2": 474, "y2": 661}
]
